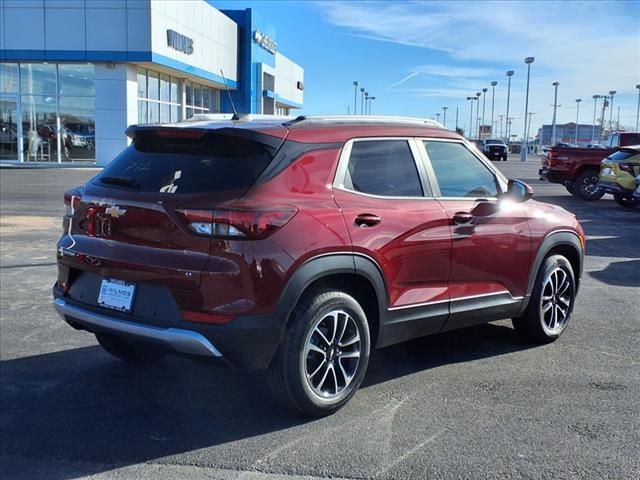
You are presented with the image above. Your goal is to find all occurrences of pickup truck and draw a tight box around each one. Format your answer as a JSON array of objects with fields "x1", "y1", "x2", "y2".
[{"x1": 539, "y1": 131, "x2": 640, "y2": 200}]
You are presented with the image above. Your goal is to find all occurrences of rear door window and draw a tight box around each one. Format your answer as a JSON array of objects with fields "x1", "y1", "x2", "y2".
[
  {"x1": 344, "y1": 140, "x2": 425, "y2": 197},
  {"x1": 96, "y1": 132, "x2": 274, "y2": 195}
]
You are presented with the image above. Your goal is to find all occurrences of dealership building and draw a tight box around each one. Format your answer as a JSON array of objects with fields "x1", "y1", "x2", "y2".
[{"x1": 0, "y1": 0, "x2": 304, "y2": 165}]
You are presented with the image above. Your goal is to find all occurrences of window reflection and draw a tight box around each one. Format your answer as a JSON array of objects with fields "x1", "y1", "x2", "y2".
[{"x1": 20, "y1": 63, "x2": 57, "y2": 96}]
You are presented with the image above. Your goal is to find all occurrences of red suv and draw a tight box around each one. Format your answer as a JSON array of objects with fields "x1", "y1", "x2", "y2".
[{"x1": 54, "y1": 116, "x2": 585, "y2": 416}]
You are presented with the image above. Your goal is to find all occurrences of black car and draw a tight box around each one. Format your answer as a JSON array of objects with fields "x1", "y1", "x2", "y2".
[{"x1": 481, "y1": 139, "x2": 509, "y2": 161}]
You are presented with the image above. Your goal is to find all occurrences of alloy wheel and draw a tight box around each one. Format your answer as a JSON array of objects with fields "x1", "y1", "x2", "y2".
[
  {"x1": 539, "y1": 267, "x2": 572, "y2": 333},
  {"x1": 303, "y1": 310, "x2": 361, "y2": 399}
]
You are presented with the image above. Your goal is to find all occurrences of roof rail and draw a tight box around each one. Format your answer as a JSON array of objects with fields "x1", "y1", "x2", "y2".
[
  {"x1": 181, "y1": 113, "x2": 293, "y2": 124},
  {"x1": 283, "y1": 115, "x2": 444, "y2": 128}
]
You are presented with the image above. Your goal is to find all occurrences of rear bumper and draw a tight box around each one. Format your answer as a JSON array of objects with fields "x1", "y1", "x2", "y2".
[
  {"x1": 53, "y1": 287, "x2": 284, "y2": 369},
  {"x1": 538, "y1": 167, "x2": 567, "y2": 184}
]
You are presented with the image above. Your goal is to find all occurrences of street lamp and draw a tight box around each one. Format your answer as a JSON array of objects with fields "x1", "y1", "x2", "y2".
[
  {"x1": 521, "y1": 57, "x2": 535, "y2": 162},
  {"x1": 592, "y1": 95, "x2": 600, "y2": 143},
  {"x1": 369, "y1": 96, "x2": 375, "y2": 115},
  {"x1": 490, "y1": 81, "x2": 497, "y2": 138},
  {"x1": 467, "y1": 96, "x2": 477, "y2": 139},
  {"x1": 481, "y1": 88, "x2": 488, "y2": 138},
  {"x1": 636, "y1": 84, "x2": 640, "y2": 130},
  {"x1": 574, "y1": 98, "x2": 582, "y2": 145},
  {"x1": 505, "y1": 70, "x2": 514, "y2": 142},
  {"x1": 599, "y1": 94, "x2": 609, "y2": 142},
  {"x1": 352, "y1": 81, "x2": 359, "y2": 116},
  {"x1": 475, "y1": 92, "x2": 481, "y2": 138},
  {"x1": 364, "y1": 92, "x2": 369, "y2": 115},
  {"x1": 551, "y1": 82, "x2": 560, "y2": 146},
  {"x1": 608, "y1": 90, "x2": 617, "y2": 133},
  {"x1": 442, "y1": 106, "x2": 448, "y2": 127},
  {"x1": 360, "y1": 87, "x2": 365, "y2": 115}
]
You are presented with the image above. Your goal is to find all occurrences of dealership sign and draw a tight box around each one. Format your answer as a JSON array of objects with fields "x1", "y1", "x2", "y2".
[
  {"x1": 167, "y1": 29, "x2": 194, "y2": 55},
  {"x1": 253, "y1": 30, "x2": 277, "y2": 54}
]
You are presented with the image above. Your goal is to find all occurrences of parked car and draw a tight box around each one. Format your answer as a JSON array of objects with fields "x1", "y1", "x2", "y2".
[
  {"x1": 598, "y1": 145, "x2": 640, "y2": 208},
  {"x1": 480, "y1": 138, "x2": 509, "y2": 161},
  {"x1": 539, "y1": 131, "x2": 640, "y2": 200},
  {"x1": 633, "y1": 175, "x2": 640, "y2": 202},
  {"x1": 53, "y1": 115, "x2": 585, "y2": 416}
]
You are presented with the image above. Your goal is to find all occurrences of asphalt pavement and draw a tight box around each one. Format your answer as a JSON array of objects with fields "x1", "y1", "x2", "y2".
[{"x1": 1, "y1": 157, "x2": 638, "y2": 480}]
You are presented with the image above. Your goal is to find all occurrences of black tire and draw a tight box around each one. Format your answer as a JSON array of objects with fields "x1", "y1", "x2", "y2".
[
  {"x1": 267, "y1": 290, "x2": 371, "y2": 417},
  {"x1": 575, "y1": 170, "x2": 605, "y2": 201},
  {"x1": 95, "y1": 332, "x2": 165, "y2": 363},
  {"x1": 512, "y1": 255, "x2": 576, "y2": 343},
  {"x1": 613, "y1": 194, "x2": 638, "y2": 208},
  {"x1": 502, "y1": 155, "x2": 508, "y2": 162},
  {"x1": 565, "y1": 183, "x2": 576, "y2": 195}
]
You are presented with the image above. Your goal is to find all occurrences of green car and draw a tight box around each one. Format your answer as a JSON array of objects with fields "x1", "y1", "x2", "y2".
[{"x1": 598, "y1": 145, "x2": 640, "y2": 208}]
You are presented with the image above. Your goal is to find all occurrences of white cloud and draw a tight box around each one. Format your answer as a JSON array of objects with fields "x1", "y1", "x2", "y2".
[{"x1": 318, "y1": 0, "x2": 640, "y2": 134}]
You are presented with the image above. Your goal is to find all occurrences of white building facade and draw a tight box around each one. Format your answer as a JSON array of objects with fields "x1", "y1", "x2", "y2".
[{"x1": 0, "y1": 0, "x2": 304, "y2": 165}]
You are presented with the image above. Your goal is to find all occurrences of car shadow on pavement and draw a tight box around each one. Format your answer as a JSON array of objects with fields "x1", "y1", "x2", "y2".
[
  {"x1": 1, "y1": 322, "x2": 533, "y2": 479},
  {"x1": 588, "y1": 259, "x2": 640, "y2": 287}
]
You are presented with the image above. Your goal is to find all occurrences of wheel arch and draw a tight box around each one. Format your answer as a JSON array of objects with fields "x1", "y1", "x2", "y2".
[
  {"x1": 274, "y1": 253, "x2": 388, "y2": 349},
  {"x1": 518, "y1": 231, "x2": 583, "y2": 316}
]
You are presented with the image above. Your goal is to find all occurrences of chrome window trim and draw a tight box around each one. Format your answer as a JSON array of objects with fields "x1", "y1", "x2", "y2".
[{"x1": 332, "y1": 137, "x2": 436, "y2": 200}]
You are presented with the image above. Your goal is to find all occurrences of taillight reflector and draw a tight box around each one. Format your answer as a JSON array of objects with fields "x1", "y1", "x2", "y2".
[{"x1": 181, "y1": 311, "x2": 236, "y2": 324}]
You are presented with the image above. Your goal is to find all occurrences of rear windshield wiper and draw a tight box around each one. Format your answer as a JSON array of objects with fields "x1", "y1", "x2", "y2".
[{"x1": 99, "y1": 176, "x2": 139, "y2": 189}]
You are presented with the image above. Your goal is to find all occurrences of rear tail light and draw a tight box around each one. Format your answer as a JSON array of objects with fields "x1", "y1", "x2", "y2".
[
  {"x1": 619, "y1": 163, "x2": 635, "y2": 173},
  {"x1": 176, "y1": 205, "x2": 298, "y2": 239}
]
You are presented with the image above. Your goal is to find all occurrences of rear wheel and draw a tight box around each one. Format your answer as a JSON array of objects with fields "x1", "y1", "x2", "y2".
[
  {"x1": 95, "y1": 332, "x2": 165, "y2": 363},
  {"x1": 575, "y1": 170, "x2": 605, "y2": 201},
  {"x1": 564, "y1": 183, "x2": 576, "y2": 195},
  {"x1": 268, "y1": 290, "x2": 371, "y2": 417},
  {"x1": 613, "y1": 194, "x2": 638, "y2": 208},
  {"x1": 512, "y1": 255, "x2": 576, "y2": 343}
]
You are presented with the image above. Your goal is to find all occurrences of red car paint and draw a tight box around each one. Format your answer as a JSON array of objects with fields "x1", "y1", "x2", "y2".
[{"x1": 55, "y1": 119, "x2": 585, "y2": 368}]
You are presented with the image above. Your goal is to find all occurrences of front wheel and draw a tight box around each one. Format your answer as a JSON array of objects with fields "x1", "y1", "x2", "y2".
[
  {"x1": 565, "y1": 183, "x2": 576, "y2": 195},
  {"x1": 268, "y1": 290, "x2": 371, "y2": 417},
  {"x1": 613, "y1": 194, "x2": 638, "y2": 208},
  {"x1": 512, "y1": 255, "x2": 576, "y2": 343},
  {"x1": 575, "y1": 171, "x2": 605, "y2": 201}
]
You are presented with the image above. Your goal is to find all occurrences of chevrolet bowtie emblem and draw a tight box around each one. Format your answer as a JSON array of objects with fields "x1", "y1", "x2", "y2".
[{"x1": 105, "y1": 205, "x2": 127, "y2": 218}]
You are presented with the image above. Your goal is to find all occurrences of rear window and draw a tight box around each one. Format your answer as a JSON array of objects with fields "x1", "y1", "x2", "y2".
[
  {"x1": 95, "y1": 132, "x2": 273, "y2": 194},
  {"x1": 608, "y1": 150, "x2": 636, "y2": 161}
]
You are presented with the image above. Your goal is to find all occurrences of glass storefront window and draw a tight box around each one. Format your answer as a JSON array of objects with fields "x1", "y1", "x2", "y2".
[
  {"x1": 148, "y1": 71, "x2": 159, "y2": 101},
  {"x1": 171, "y1": 105, "x2": 179, "y2": 123},
  {"x1": 21, "y1": 95, "x2": 58, "y2": 161},
  {"x1": 138, "y1": 100, "x2": 148, "y2": 124},
  {"x1": 160, "y1": 74, "x2": 170, "y2": 103},
  {"x1": 137, "y1": 68, "x2": 147, "y2": 99},
  {"x1": 59, "y1": 96, "x2": 95, "y2": 160},
  {"x1": 20, "y1": 63, "x2": 57, "y2": 96},
  {"x1": 160, "y1": 103, "x2": 170, "y2": 123},
  {"x1": 1, "y1": 63, "x2": 19, "y2": 93},
  {"x1": 149, "y1": 102, "x2": 159, "y2": 124},
  {"x1": 58, "y1": 64, "x2": 94, "y2": 96},
  {"x1": 194, "y1": 85, "x2": 202, "y2": 108},
  {"x1": 170, "y1": 78, "x2": 179, "y2": 103}
]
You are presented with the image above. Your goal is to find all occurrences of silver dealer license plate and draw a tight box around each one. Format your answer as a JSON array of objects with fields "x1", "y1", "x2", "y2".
[{"x1": 98, "y1": 278, "x2": 135, "y2": 312}]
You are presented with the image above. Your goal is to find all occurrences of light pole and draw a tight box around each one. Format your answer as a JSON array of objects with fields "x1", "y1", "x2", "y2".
[
  {"x1": 592, "y1": 95, "x2": 600, "y2": 143},
  {"x1": 490, "y1": 81, "x2": 497, "y2": 138},
  {"x1": 574, "y1": 98, "x2": 582, "y2": 145},
  {"x1": 608, "y1": 90, "x2": 617, "y2": 133},
  {"x1": 527, "y1": 112, "x2": 535, "y2": 148},
  {"x1": 353, "y1": 81, "x2": 359, "y2": 116},
  {"x1": 521, "y1": 57, "x2": 535, "y2": 162},
  {"x1": 369, "y1": 96, "x2": 375, "y2": 115},
  {"x1": 481, "y1": 88, "x2": 488, "y2": 138},
  {"x1": 360, "y1": 88, "x2": 365, "y2": 115},
  {"x1": 551, "y1": 82, "x2": 560, "y2": 146},
  {"x1": 475, "y1": 92, "x2": 481, "y2": 138},
  {"x1": 636, "y1": 84, "x2": 640, "y2": 130},
  {"x1": 498, "y1": 115, "x2": 504, "y2": 139},
  {"x1": 436, "y1": 113, "x2": 441, "y2": 123},
  {"x1": 442, "y1": 106, "x2": 448, "y2": 127},
  {"x1": 599, "y1": 95, "x2": 608, "y2": 142},
  {"x1": 455, "y1": 106, "x2": 459, "y2": 131},
  {"x1": 505, "y1": 70, "x2": 514, "y2": 142},
  {"x1": 467, "y1": 96, "x2": 476, "y2": 139}
]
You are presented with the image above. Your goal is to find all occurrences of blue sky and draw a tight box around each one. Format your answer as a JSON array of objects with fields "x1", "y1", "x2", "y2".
[{"x1": 215, "y1": 0, "x2": 640, "y2": 138}]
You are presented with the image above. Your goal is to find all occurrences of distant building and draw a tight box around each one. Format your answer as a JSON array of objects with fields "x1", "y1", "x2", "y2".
[{"x1": 538, "y1": 123, "x2": 601, "y2": 146}]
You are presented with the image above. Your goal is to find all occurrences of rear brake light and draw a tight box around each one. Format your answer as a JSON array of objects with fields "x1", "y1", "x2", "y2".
[
  {"x1": 176, "y1": 205, "x2": 297, "y2": 239},
  {"x1": 619, "y1": 163, "x2": 635, "y2": 173}
]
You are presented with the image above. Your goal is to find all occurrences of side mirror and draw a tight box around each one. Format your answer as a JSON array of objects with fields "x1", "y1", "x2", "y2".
[{"x1": 507, "y1": 179, "x2": 533, "y2": 203}]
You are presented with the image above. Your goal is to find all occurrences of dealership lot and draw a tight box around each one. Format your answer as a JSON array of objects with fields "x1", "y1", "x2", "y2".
[{"x1": 1, "y1": 158, "x2": 638, "y2": 480}]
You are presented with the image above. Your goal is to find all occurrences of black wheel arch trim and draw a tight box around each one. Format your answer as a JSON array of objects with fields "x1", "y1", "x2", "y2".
[{"x1": 517, "y1": 230, "x2": 583, "y2": 316}]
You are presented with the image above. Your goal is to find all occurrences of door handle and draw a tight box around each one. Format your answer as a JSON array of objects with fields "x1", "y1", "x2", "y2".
[
  {"x1": 452, "y1": 211, "x2": 474, "y2": 225},
  {"x1": 354, "y1": 213, "x2": 381, "y2": 228}
]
